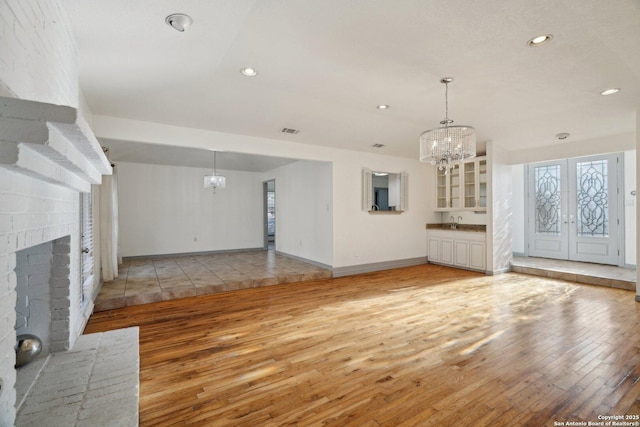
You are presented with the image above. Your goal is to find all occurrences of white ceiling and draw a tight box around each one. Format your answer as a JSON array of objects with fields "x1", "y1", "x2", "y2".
[
  {"x1": 102, "y1": 138, "x2": 297, "y2": 172},
  {"x1": 65, "y1": 0, "x2": 640, "y2": 167}
]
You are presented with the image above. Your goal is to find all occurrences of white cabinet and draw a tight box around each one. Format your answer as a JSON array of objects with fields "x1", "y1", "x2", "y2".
[
  {"x1": 427, "y1": 230, "x2": 486, "y2": 272},
  {"x1": 435, "y1": 156, "x2": 486, "y2": 212},
  {"x1": 462, "y1": 157, "x2": 487, "y2": 210},
  {"x1": 435, "y1": 164, "x2": 461, "y2": 210},
  {"x1": 469, "y1": 241, "x2": 486, "y2": 270}
]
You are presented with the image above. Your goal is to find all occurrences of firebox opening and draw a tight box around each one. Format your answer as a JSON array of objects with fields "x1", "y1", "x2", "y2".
[{"x1": 13, "y1": 235, "x2": 71, "y2": 412}]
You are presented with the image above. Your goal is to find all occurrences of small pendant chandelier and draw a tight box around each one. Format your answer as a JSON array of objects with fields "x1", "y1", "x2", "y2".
[
  {"x1": 204, "y1": 151, "x2": 226, "y2": 190},
  {"x1": 419, "y1": 77, "x2": 476, "y2": 174}
]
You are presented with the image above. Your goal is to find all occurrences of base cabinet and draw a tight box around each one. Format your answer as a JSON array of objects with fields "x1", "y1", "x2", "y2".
[
  {"x1": 469, "y1": 241, "x2": 486, "y2": 270},
  {"x1": 427, "y1": 230, "x2": 486, "y2": 272}
]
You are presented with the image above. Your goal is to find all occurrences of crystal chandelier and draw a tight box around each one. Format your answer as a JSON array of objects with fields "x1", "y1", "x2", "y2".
[
  {"x1": 419, "y1": 77, "x2": 476, "y2": 174},
  {"x1": 204, "y1": 151, "x2": 226, "y2": 190}
]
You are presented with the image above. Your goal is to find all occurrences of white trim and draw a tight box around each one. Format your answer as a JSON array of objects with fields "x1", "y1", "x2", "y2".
[
  {"x1": 333, "y1": 257, "x2": 426, "y2": 277},
  {"x1": 122, "y1": 247, "x2": 265, "y2": 261},
  {"x1": 275, "y1": 251, "x2": 332, "y2": 271}
]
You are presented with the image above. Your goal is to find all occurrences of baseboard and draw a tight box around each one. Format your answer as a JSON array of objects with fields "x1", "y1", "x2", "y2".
[
  {"x1": 486, "y1": 267, "x2": 511, "y2": 276},
  {"x1": 332, "y1": 257, "x2": 427, "y2": 278},
  {"x1": 428, "y1": 261, "x2": 487, "y2": 274},
  {"x1": 275, "y1": 250, "x2": 332, "y2": 271},
  {"x1": 122, "y1": 247, "x2": 265, "y2": 261},
  {"x1": 512, "y1": 252, "x2": 526, "y2": 257}
]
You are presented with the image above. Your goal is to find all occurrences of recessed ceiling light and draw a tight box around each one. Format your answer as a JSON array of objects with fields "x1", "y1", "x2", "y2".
[
  {"x1": 555, "y1": 132, "x2": 570, "y2": 140},
  {"x1": 527, "y1": 34, "x2": 553, "y2": 47},
  {"x1": 600, "y1": 88, "x2": 620, "y2": 96},
  {"x1": 241, "y1": 67, "x2": 257, "y2": 77},
  {"x1": 165, "y1": 14, "x2": 193, "y2": 32},
  {"x1": 376, "y1": 105, "x2": 390, "y2": 110}
]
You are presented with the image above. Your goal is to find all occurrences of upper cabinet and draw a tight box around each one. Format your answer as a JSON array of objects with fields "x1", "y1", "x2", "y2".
[
  {"x1": 436, "y1": 164, "x2": 461, "y2": 209},
  {"x1": 435, "y1": 156, "x2": 487, "y2": 212}
]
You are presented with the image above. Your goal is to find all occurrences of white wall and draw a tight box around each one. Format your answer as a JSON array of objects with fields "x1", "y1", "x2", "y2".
[
  {"x1": 508, "y1": 132, "x2": 635, "y2": 165},
  {"x1": 262, "y1": 160, "x2": 333, "y2": 266},
  {"x1": 92, "y1": 115, "x2": 439, "y2": 269},
  {"x1": 331, "y1": 152, "x2": 436, "y2": 268},
  {"x1": 487, "y1": 141, "x2": 512, "y2": 274},
  {"x1": 624, "y1": 150, "x2": 636, "y2": 266},
  {"x1": 117, "y1": 162, "x2": 264, "y2": 257},
  {"x1": 636, "y1": 110, "x2": 640, "y2": 300},
  {"x1": 511, "y1": 164, "x2": 525, "y2": 254}
]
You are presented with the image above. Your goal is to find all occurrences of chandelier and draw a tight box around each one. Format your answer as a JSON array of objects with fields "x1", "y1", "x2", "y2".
[
  {"x1": 419, "y1": 77, "x2": 476, "y2": 173},
  {"x1": 204, "y1": 151, "x2": 226, "y2": 190}
]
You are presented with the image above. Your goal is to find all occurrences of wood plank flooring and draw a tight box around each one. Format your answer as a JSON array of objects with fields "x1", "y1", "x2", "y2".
[{"x1": 84, "y1": 264, "x2": 640, "y2": 426}]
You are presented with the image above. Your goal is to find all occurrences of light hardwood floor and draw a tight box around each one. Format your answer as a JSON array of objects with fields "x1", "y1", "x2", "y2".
[{"x1": 85, "y1": 264, "x2": 640, "y2": 426}]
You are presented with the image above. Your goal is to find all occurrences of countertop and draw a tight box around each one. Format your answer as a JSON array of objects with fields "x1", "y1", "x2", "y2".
[{"x1": 426, "y1": 223, "x2": 486, "y2": 232}]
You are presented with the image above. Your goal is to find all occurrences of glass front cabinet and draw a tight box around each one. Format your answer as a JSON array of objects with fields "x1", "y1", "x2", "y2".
[
  {"x1": 436, "y1": 165, "x2": 461, "y2": 209},
  {"x1": 435, "y1": 156, "x2": 486, "y2": 211}
]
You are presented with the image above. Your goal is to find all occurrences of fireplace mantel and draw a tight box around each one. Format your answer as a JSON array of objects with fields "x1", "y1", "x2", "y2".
[{"x1": 0, "y1": 96, "x2": 112, "y2": 191}]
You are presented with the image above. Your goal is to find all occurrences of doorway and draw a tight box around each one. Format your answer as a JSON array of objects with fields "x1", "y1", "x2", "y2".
[
  {"x1": 263, "y1": 180, "x2": 275, "y2": 250},
  {"x1": 526, "y1": 153, "x2": 623, "y2": 265}
]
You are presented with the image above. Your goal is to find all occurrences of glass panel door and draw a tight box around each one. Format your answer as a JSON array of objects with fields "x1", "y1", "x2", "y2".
[
  {"x1": 478, "y1": 159, "x2": 487, "y2": 208},
  {"x1": 436, "y1": 169, "x2": 447, "y2": 209},
  {"x1": 449, "y1": 166, "x2": 460, "y2": 209},
  {"x1": 527, "y1": 153, "x2": 620, "y2": 265},
  {"x1": 528, "y1": 160, "x2": 568, "y2": 259},
  {"x1": 463, "y1": 161, "x2": 476, "y2": 209},
  {"x1": 568, "y1": 154, "x2": 619, "y2": 264},
  {"x1": 535, "y1": 164, "x2": 562, "y2": 235}
]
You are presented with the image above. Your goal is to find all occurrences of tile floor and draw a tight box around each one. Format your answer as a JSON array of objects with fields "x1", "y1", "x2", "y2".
[
  {"x1": 512, "y1": 255, "x2": 636, "y2": 291},
  {"x1": 94, "y1": 250, "x2": 332, "y2": 311},
  {"x1": 95, "y1": 253, "x2": 636, "y2": 312}
]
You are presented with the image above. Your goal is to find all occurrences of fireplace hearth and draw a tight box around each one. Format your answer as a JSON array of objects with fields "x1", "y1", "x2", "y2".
[{"x1": 0, "y1": 96, "x2": 111, "y2": 425}]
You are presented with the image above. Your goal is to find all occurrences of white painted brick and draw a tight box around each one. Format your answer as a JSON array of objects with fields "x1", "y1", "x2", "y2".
[
  {"x1": 0, "y1": 215, "x2": 11, "y2": 234},
  {"x1": 0, "y1": 2, "x2": 104, "y2": 422},
  {"x1": 49, "y1": 330, "x2": 68, "y2": 344},
  {"x1": 0, "y1": 254, "x2": 10, "y2": 275},
  {"x1": 0, "y1": 194, "x2": 27, "y2": 213},
  {"x1": 7, "y1": 271, "x2": 16, "y2": 290},
  {"x1": 10, "y1": 214, "x2": 26, "y2": 233}
]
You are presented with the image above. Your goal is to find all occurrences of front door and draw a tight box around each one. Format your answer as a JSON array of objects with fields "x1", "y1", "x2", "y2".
[{"x1": 527, "y1": 153, "x2": 621, "y2": 265}]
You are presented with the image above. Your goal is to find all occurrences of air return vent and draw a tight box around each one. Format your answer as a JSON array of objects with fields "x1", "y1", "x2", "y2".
[{"x1": 281, "y1": 128, "x2": 300, "y2": 134}]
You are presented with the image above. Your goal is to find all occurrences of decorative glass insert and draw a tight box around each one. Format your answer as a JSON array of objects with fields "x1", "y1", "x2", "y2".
[
  {"x1": 576, "y1": 160, "x2": 608, "y2": 237},
  {"x1": 535, "y1": 165, "x2": 561, "y2": 235}
]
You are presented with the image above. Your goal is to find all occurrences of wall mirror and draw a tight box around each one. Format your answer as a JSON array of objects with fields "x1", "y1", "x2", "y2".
[{"x1": 362, "y1": 169, "x2": 408, "y2": 213}]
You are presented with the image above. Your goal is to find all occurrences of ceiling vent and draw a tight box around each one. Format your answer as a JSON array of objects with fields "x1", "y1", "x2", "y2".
[
  {"x1": 281, "y1": 128, "x2": 300, "y2": 135},
  {"x1": 371, "y1": 143, "x2": 385, "y2": 148}
]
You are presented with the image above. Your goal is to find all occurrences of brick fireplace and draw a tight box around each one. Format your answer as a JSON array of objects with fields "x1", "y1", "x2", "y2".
[{"x1": 0, "y1": 97, "x2": 111, "y2": 425}]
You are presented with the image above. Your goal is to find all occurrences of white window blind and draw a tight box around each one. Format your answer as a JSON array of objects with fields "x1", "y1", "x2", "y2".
[{"x1": 80, "y1": 192, "x2": 94, "y2": 306}]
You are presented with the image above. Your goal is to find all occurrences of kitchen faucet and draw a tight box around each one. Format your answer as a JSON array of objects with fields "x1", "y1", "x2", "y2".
[{"x1": 449, "y1": 216, "x2": 463, "y2": 229}]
